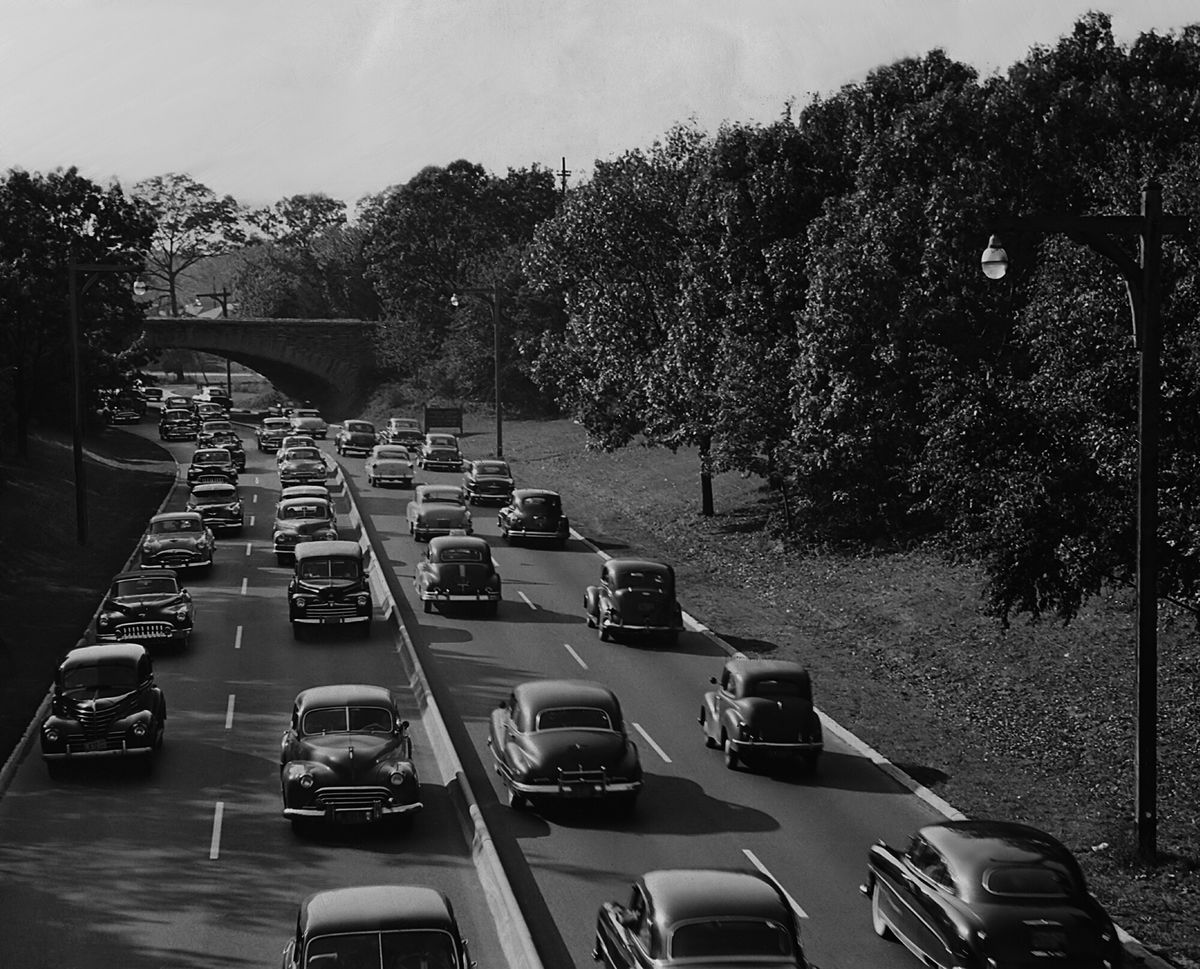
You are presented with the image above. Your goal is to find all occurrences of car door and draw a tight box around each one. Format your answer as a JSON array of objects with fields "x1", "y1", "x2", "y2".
[
  {"x1": 883, "y1": 837, "x2": 954, "y2": 965},
  {"x1": 596, "y1": 885, "x2": 651, "y2": 969},
  {"x1": 280, "y1": 705, "x2": 301, "y2": 765},
  {"x1": 905, "y1": 847, "x2": 961, "y2": 969},
  {"x1": 488, "y1": 695, "x2": 518, "y2": 776}
]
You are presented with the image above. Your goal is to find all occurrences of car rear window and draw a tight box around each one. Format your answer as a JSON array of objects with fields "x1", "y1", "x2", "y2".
[
  {"x1": 620, "y1": 569, "x2": 667, "y2": 590},
  {"x1": 669, "y1": 919, "x2": 793, "y2": 959},
  {"x1": 306, "y1": 930, "x2": 456, "y2": 967},
  {"x1": 475, "y1": 462, "x2": 509, "y2": 475},
  {"x1": 535, "y1": 707, "x2": 613, "y2": 731},
  {"x1": 376, "y1": 448, "x2": 410, "y2": 460},
  {"x1": 748, "y1": 678, "x2": 810, "y2": 700},
  {"x1": 345, "y1": 421, "x2": 373, "y2": 433},
  {"x1": 194, "y1": 450, "x2": 230, "y2": 463},
  {"x1": 287, "y1": 449, "x2": 322, "y2": 461},
  {"x1": 281, "y1": 503, "x2": 329, "y2": 519},
  {"x1": 439, "y1": 547, "x2": 484, "y2": 563},
  {"x1": 983, "y1": 865, "x2": 1074, "y2": 898},
  {"x1": 424, "y1": 490, "x2": 464, "y2": 504}
]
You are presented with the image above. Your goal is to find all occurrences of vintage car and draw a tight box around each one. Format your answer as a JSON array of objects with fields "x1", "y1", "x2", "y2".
[
  {"x1": 40, "y1": 643, "x2": 166, "y2": 773},
  {"x1": 197, "y1": 418, "x2": 234, "y2": 446},
  {"x1": 584, "y1": 558, "x2": 684, "y2": 645},
  {"x1": 139, "y1": 386, "x2": 164, "y2": 407},
  {"x1": 594, "y1": 868, "x2": 809, "y2": 969},
  {"x1": 700, "y1": 659, "x2": 823, "y2": 772},
  {"x1": 95, "y1": 569, "x2": 194, "y2": 646},
  {"x1": 164, "y1": 394, "x2": 192, "y2": 412},
  {"x1": 279, "y1": 684, "x2": 422, "y2": 830},
  {"x1": 186, "y1": 447, "x2": 239, "y2": 487},
  {"x1": 106, "y1": 394, "x2": 143, "y2": 424},
  {"x1": 406, "y1": 485, "x2": 472, "y2": 542},
  {"x1": 256, "y1": 417, "x2": 293, "y2": 452},
  {"x1": 334, "y1": 419, "x2": 378, "y2": 456},
  {"x1": 140, "y1": 511, "x2": 216, "y2": 571},
  {"x1": 288, "y1": 540, "x2": 372, "y2": 638},
  {"x1": 279, "y1": 445, "x2": 331, "y2": 488},
  {"x1": 415, "y1": 534, "x2": 501, "y2": 615},
  {"x1": 419, "y1": 433, "x2": 464, "y2": 472},
  {"x1": 201, "y1": 426, "x2": 246, "y2": 470},
  {"x1": 280, "y1": 885, "x2": 475, "y2": 969},
  {"x1": 365, "y1": 444, "x2": 415, "y2": 488},
  {"x1": 186, "y1": 481, "x2": 244, "y2": 533},
  {"x1": 862, "y1": 820, "x2": 1123, "y2": 969},
  {"x1": 273, "y1": 496, "x2": 339, "y2": 564},
  {"x1": 158, "y1": 407, "x2": 198, "y2": 441},
  {"x1": 380, "y1": 416, "x2": 425, "y2": 447},
  {"x1": 488, "y1": 678, "x2": 642, "y2": 811},
  {"x1": 276, "y1": 434, "x2": 316, "y2": 465},
  {"x1": 194, "y1": 400, "x2": 227, "y2": 421},
  {"x1": 289, "y1": 407, "x2": 329, "y2": 438},
  {"x1": 194, "y1": 386, "x2": 233, "y2": 409},
  {"x1": 498, "y1": 488, "x2": 570, "y2": 547},
  {"x1": 462, "y1": 458, "x2": 514, "y2": 504}
]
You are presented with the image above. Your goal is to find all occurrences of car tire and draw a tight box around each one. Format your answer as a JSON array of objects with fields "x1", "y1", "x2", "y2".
[
  {"x1": 507, "y1": 787, "x2": 527, "y2": 811},
  {"x1": 423, "y1": 600, "x2": 433, "y2": 614},
  {"x1": 723, "y1": 735, "x2": 740, "y2": 770},
  {"x1": 701, "y1": 711, "x2": 719, "y2": 748},
  {"x1": 367, "y1": 476, "x2": 374, "y2": 486},
  {"x1": 871, "y1": 885, "x2": 895, "y2": 940},
  {"x1": 598, "y1": 623, "x2": 610, "y2": 642}
]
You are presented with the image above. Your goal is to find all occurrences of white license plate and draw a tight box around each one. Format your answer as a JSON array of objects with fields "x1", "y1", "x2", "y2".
[{"x1": 84, "y1": 740, "x2": 107, "y2": 752}]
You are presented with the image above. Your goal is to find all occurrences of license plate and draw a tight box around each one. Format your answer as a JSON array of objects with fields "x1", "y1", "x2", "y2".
[
  {"x1": 84, "y1": 740, "x2": 107, "y2": 752},
  {"x1": 321, "y1": 617, "x2": 341, "y2": 624},
  {"x1": 333, "y1": 809, "x2": 374, "y2": 824}
]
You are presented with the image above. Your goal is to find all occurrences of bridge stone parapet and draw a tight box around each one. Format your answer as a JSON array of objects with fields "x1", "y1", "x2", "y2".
[{"x1": 140, "y1": 318, "x2": 381, "y2": 418}]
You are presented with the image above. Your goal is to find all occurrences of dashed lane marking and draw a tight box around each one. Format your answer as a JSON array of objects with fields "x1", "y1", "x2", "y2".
[
  {"x1": 225, "y1": 694, "x2": 235, "y2": 729},
  {"x1": 517, "y1": 591, "x2": 537, "y2": 610},
  {"x1": 234, "y1": 625, "x2": 243, "y2": 650},
  {"x1": 742, "y1": 849, "x2": 807, "y2": 918},
  {"x1": 563, "y1": 643, "x2": 588, "y2": 669},
  {"x1": 632, "y1": 722, "x2": 672, "y2": 764},
  {"x1": 209, "y1": 802, "x2": 225, "y2": 860}
]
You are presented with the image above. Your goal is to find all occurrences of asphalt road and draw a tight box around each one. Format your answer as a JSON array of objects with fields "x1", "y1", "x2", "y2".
[
  {"x1": 0, "y1": 427, "x2": 504, "y2": 969},
  {"x1": 341, "y1": 434, "x2": 953, "y2": 969}
]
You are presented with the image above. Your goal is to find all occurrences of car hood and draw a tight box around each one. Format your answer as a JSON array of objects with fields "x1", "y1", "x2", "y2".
[
  {"x1": 108, "y1": 594, "x2": 183, "y2": 609},
  {"x1": 299, "y1": 734, "x2": 401, "y2": 772},
  {"x1": 294, "y1": 578, "x2": 361, "y2": 593},
  {"x1": 58, "y1": 689, "x2": 140, "y2": 717},
  {"x1": 146, "y1": 534, "x2": 203, "y2": 547},
  {"x1": 281, "y1": 459, "x2": 325, "y2": 471},
  {"x1": 275, "y1": 519, "x2": 336, "y2": 536},
  {"x1": 521, "y1": 729, "x2": 631, "y2": 772}
]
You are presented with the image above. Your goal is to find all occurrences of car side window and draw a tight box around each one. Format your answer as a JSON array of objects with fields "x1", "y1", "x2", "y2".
[
  {"x1": 720, "y1": 668, "x2": 734, "y2": 693},
  {"x1": 908, "y1": 838, "x2": 954, "y2": 891}
]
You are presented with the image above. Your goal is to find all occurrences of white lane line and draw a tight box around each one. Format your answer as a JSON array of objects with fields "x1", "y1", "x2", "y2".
[
  {"x1": 252, "y1": 493, "x2": 257, "y2": 503},
  {"x1": 225, "y1": 694, "x2": 235, "y2": 729},
  {"x1": 518, "y1": 591, "x2": 537, "y2": 610},
  {"x1": 563, "y1": 643, "x2": 588, "y2": 669},
  {"x1": 240, "y1": 577, "x2": 248, "y2": 596},
  {"x1": 632, "y1": 722, "x2": 672, "y2": 764},
  {"x1": 209, "y1": 802, "x2": 225, "y2": 860},
  {"x1": 742, "y1": 849, "x2": 808, "y2": 919},
  {"x1": 234, "y1": 625, "x2": 243, "y2": 650},
  {"x1": 249, "y1": 515, "x2": 255, "y2": 527},
  {"x1": 245, "y1": 542, "x2": 252, "y2": 556}
]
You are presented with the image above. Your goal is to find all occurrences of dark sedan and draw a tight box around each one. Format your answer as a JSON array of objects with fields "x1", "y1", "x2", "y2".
[
  {"x1": 498, "y1": 488, "x2": 570, "y2": 547},
  {"x1": 279, "y1": 684, "x2": 422, "y2": 832},
  {"x1": 186, "y1": 447, "x2": 238, "y2": 487},
  {"x1": 700, "y1": 658, "x2": 823, "y2": 773},
  {"x1": 334, "y1": 419, "x2": 378, "y2": 456},
  {"x1": 594, "y1": 868, "x2": 809, "y2": 968},
  {"x1": 278, "y1": 446, "x2": 330, "y2": 488},
  {"x1": 584, "y1": 557, "x2": 684, "y2": 645},
  {"x1": 256, "y1": 416, "x2": 293, "y2": 452},
  {"x1": 488, "y1": 678, "x2": 642, "y2": 812},
  {"x1": 462, "y1": 458, "x2": 514, "y2": 504},
  {"x1": 158, "y1": 408, "x2": 198, "y2": 441},
  {"x1": 414, "y1": 534, "x2": 501, "y2": 615},
  {"x1": 862, "y1": 819, "x2": 1123, "y2": 969},
  {"x1": 140, "y1": 512, "x2": 216, "y2": 571},
  {"x1": 95, "y1": 570, "x2": 194, "y2": 646}
]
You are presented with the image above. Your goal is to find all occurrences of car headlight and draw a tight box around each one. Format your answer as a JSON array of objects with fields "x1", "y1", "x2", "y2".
[
  {"x1": 97, "y1": 613, "x2": 115, "y2": 629},
  {"x1": 294, "y1": 596, "x2": 309, "y2": 608},
  {"x1": 130, "y1": 721, "x2": 148, "y2": 738},
  {"x1": 356, "y1": 594, "x2": 370, "y2": 607},
  {"x1": 319, "y1": 528, "x2": 337, "y2": 540},
  {"x1": 388, "y1": 770, "x2": 410, "y2": 787},
  {"x1": 44, "y1": 726, "x2": 60, "y2": 743},
  {"x1": 168, "y1": 604, "x2": 190, "y2": 620},
  {"x1": 142, "y1": 540, "x2": 158, "y2": 552},
  {"x1": 298, "y1": 773, "x2": 315, "y2": 789}
]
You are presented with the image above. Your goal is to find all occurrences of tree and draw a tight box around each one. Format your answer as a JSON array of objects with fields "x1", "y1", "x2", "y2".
[
  {"x1": 250, "y1": 193, "x2": 346, "y2": 246},
  {"x1": 132, "y1": 173, "x2": 247, "y2": 316}
]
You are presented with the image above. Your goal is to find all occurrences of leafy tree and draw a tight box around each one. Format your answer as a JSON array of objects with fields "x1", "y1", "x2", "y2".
[
  {"x1": 132, "y1": 173, "x2": 247, "y2": 316},
  {"x1": 250, "y1": 193, "x2": 346, "y2": 246}
]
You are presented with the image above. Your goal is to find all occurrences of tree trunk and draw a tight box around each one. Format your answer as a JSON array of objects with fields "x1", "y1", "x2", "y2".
[{"x1": 699, "y1": 439, "x2": 714, "y2": 517}]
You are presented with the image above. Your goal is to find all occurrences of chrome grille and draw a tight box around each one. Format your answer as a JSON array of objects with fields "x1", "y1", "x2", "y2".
[
  {"x1": 69, "y1": 705, "x2": 124, "y2": 736},
  {"x1": 116, "y1": 622, "x2": 175, "y2": 639},
  {"x1": 304, "y1": 601, "x2": 358, "y2": 618},
  {"x1": 314, "y1": 786, "x2": 390, "y2": 809},
  {"x1": 195, "y1": 474, "x2": 230, "y2": 485}
]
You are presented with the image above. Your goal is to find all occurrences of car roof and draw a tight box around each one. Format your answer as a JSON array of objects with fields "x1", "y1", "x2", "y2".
[
  {"x1": 428, "y1": 535, "x2": 491, "y2": 554},
  {"x1": 294, "y1": 540, "x2": 361, "y2": 560},
  {"x1": 151, "y1": 511, "x2": 204, "y2": 522},
  {"x1": 608, "y1": 558, "x2": 672, "y2": 576},
  {"x1": 282, "y1": 485, "x2": 330, "y2": 496},
  {"x1": 513, "y1": 679, "x2": 621, "y2": 715},
  {"x1": 641, "y1": 869, "x2": 793, "y2": 926},
  {"x1": 62, "y1": 642, "x2": 147, "y2": 668},
  {"x1": 190, "y1": 482, "x2": 237, "y2": 494},
  {"x1": 344, "y1": 419, "x2": 374, "y2": 428},
  {"x1": 920, "y1": 820, "x2": 1076, "y2": 873},
  {"x1": 415, "y1": 485, "x2": 464, "y2": 498},
  {"x1": 296, "y1": 684, "x2": 396, "y2": 710},
  {"x1": 514, "y1": 488, "x2": 560, "y2": 500},
  {"x1": 112, "y1": 569, "x2": 178, "y2": 583},
  {"x1": 724, "y1": 659, "x2": 811, "y2": 682},
  {"x1": 298, "y1": 886, "x2": 456, "y2": 937},
  {"x1": 278, "y1": 496, "x2": 331, "y2": 508}
]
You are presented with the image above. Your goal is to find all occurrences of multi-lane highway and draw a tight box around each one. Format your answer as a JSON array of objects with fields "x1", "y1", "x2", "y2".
[{"x1": 0, "y1": 429, "x2": 504, "y2": 969}]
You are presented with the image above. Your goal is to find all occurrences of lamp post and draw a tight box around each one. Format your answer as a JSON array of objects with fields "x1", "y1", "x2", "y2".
[
  {"x1": 69, "y1": 252, "x2": 143, "y2": 545},
  {"x1": 450, "y1": 284, "x2": 503, "y2": 458},
  {"x1": 981, "y1": 180, "x2": 1188, "y2": 863},
  {"x1": 197, "y1": 288, "x2": 232, "y2": 398}
]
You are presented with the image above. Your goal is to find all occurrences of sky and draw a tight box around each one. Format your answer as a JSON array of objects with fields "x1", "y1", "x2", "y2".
[{"x1": 0, "y1": 0, "x2": 1197, "y2": 209}]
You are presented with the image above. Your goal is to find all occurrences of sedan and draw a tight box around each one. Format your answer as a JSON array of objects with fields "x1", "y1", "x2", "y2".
[
  {"x1": 94, "y1": 569, "x2": 194, "y2": 646},
  {"x1": 498, "y1": 488, "x2": 570, "y2": 547},
  {"x1": 289, "y1": 408, "x2": 328, "y2": 438},
  {"x1": 279, "y1": 685, "x2": 422, "y2": 832},
  {"x1": 364, "y1": 444, "x2": 415, "y2": 488},
  {"x1": 275, "y1": 434, "x2": 316, "y2": 463},
  {"x1": 862, "y1": 819, "x2": 1123, "y2": 969},
  {"x1": 140, "y1": 512, "x2": 216, "y2": 571},
  {"x1": 186, "y1": 481, "x2": 244, "y2": 533},
  {"x1": 272, "y1": 496, "x2": 338, "y2": 564},
  {"x1": 594, "y1": 868, "x2": 809, "y2": 968},
  {"x1": 414, "y1": 534, "x2": 501, "y2": 615},
  {"x1": 406, "y1": 485, "x2": 472, "y2": 542},
  {"x1": 584, "y1": 557, "x2": 684, "y2": 645},
  {"x1": 186, "y1": 447, "x2": 238, "y2": 487},
  {"x1": 334, "y1": 419, "x2": 378, "y2": 456},
  {"x1": 462, "y1": 458, "x2": 514, "y2": 504},
  {"x1": 256, "y1": 416, "x2": 293, "y2": 452},
  {"x1": 380, "y1": 416, "x2": 424, "y2": 448},
  {"x1": 278, "y1": 446, "x2": 331, "y2": 488},
  {"x1": 488, "y1": 678, "x2": 642, "y2": 812}
]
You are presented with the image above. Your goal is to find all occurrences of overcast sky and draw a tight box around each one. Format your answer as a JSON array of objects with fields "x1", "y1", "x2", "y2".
[{"x1": 0, "y1": 0, "x2": 1195, "y2": 208}]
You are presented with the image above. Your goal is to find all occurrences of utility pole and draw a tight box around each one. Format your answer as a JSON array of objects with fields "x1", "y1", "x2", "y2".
[{"x1": 558, "y1": 157, "x2": 571, "y2": 195}]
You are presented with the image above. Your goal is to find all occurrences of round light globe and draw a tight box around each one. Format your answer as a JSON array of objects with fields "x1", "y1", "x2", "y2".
[{"x1": 981, "y1": 236, "x2": 1008, "y2": 280}]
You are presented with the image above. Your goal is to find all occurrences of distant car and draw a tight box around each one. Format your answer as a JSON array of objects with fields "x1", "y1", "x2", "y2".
[
  {"x1": 197, "y1": 419, "x2": 235, "y2": 446},
  {"x1": 862, "y1": 820, "x2": 1123, "y2": 969},
  {"x1": 198, "y1": 422, "x2": 245, "y2": 470},
  {"x1": 488, "y1": 678, "x2": 642, "y2": 812},
  {"x1": 364, "y1": 444, "x2": 415, "y2": 488},
  {"x1": 256, "y1": 417, "x2": 293, "y2": 452},
  {"x1": 462, "y1": 458, "x2": 514, "y2": 505},
  {"x1": 699, "y1": 659, "x2": 823, "y2": 772},
  {"x1": 334, "y1": 419, "x2": 378, "y2": 456},
  {"x1": 40, "y1": 643, "x2": 166, "y2": 773},
  {"x1": 195, "y1": 386, "x2": 233, "y2": 410},
  {"x1": 163, "y1": 395, "x2": 192, "y2": 412},
  {"x1": 194, "y1": 400, "x2": 226, "y2": 422},
  {"x1": 288, "y1": 540, "x2": 372, "y2": 638},
  {"x1": 139, "y1": 387, "x2": 164, "y2": 407},
  {"x1": 140, "y1": 511, "x2": 215, "y2": 571},
  {"x1": 593, "y1": 868, "x2": 808, "y2": 969},
  {"x1": 276, "y1": 434, "x2": 317, "y2": 465},
  {"x1": 289, "y1": 408, "x2": 328, "y2": 439},
  {"x1": 279, "y1": 684, "x2": 421, "y2": 832},
  {"x1": 158, "y1": 408, "x2": 198, "y2": 441},
  {"x1": 415, "y1": 534, "x2": 501, "y2": 615},
  {"x1": 278, "y1": 446, "x2": 331, "y2": 488},
  {"x1": 584, "y1": 558, "x2": 684, "y2": 645},
  {"x1": 406, "y1": 485, "x2": 472, "y2": 542},
  {"x1": 498, "y1": 489, "x2": 570, "y2": 547},
  {"x1": 186, "y1": 481, "x2": 244, "y2": 533},
  {"x1": 94, "y1": 569, "x2": 194, "y2": 646},
  {"x1": 419, "y1": 433, "x2": 463, "y2": 471},
  {"x1": 186, "y1": 447, "x2": 238, "y2": 487},
  {"x1": 380, "y1": 416, "x2": 424, "y2": 447},
  {"x1": 273, "y1": 496, "x2": 338, "y2": 564},
  {"x1": 280, "y1": 885, "x2": 475, "y2": 969},
  {"x1": 107, "y1": 396, "x2": 142, "y2": 424}
]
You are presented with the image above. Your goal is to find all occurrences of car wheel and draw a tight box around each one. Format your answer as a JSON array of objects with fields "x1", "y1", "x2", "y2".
[
  {"x1": 871, "y1": 884, "x2": 895, "y2": 940},
  {"x1": 723, "y1": 735, "x2": 740, "y2": 770},
  {"x1": 598, "y1": 622, "x2": 610, "y2": 642},
  {"x1": 367, "y1": 476, "x2": 374, "y2": 486},
  {"x1": 276, "y1": 553, "x2": 288, "y2": 566},
  {"x1": 423, "y1": 600, "x2": 433, "y2": 614},
  {"x1": 507, "y1": 787, "x2": 527, "y2": 810},
  {"x1": 701, "y1": 710, "x2": 719, "y2": 748}
]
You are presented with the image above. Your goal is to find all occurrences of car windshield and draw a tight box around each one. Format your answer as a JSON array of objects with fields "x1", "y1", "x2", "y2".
[
  {"x1": 298, "y1": 556, "x2": 360, "y2": 580},
  {"x1": 747, "y1": 677, "x2": 809, "y2": 700},
  {"x1": 113, "y1": 577, "x2": 178, "y2": 597},
  {"x1": 302, "y1": 705, "x2": 394, "y2": 734},
  {"x1": 61, "y1": 663, "x2": 140, "y2": 695},
  {"x1": 203, "y1": 422, "x2": 233, "y2": 432},
  {"x1": 281, "y1": 503, "x2": 329, "y2": 519},
  {"x1": 287, "y1": 449, "x2": 322, "y2": 461},
  {"x1": 305, "y1": 930, "x2": 457, "y2": 969},
  {"x1": 193, "y1": 450, "x2": 230, "y2": 464},
  {"x1": 151, "y1": 518, "x2": 201, "y2": 534},
  {"x1": 982, "y1": 865, "x2": 1074, "y2": 898},
  {"x1": 423, "y1": 490, "x2": 464, "y2": 505},
  {"x1": 475, "y1": 462, "x2": 510, "y2": 475},
  {"x1": 534, "y1": 706, "x2": 614, "y2": 731},
  {"x1": 669, "y1": 919, "x2": 793, "y2": 959},
  {"x1": 191, "y1": 490, "x2": 237, "y2": 505},
  {"x1": 438, "y1": 547, "x2": 484, "y2": 563}
]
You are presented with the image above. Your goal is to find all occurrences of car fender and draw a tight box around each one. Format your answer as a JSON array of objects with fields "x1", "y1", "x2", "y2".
[
  {"x1": 700, "y1": 691, "x2": 721, "y2": 735},
  {"x1": 720, "y1": 707, "x2": 744, "y2": 742},
  {"x1": 583, "y1": 586, "x2": 601, "y2": 618}
]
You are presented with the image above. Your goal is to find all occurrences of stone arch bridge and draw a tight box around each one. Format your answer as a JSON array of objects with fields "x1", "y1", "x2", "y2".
[{"x1": 140, "y1": 318, "x2": 380, "y2": 418}]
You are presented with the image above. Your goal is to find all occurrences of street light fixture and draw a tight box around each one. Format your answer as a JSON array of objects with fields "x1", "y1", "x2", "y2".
[
  {"x1": 450, "y1": 285, "x2": 504, "y2": 458},
  {"x1": 69, "y1": 251, "x2": 143, "y2": 545},
  {"x1": 981, "y1": 180, "x2": 1188, "y2": 863}
]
